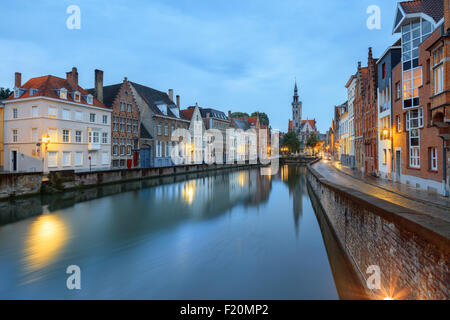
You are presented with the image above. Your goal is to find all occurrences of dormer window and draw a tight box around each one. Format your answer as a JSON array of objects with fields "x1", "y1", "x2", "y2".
[
  {"x1": 74, "y1": 91, "x2": 81, "y2": 102},
  {"x1": 59, "y1": 88, "x2": 68, "y2": 100},
  {"x1": 30, "y1": 88, "x2": 38, "y2": 96},
  {"x1": 87, "y1": 94, "x2": 93, "y2": 105},
  {"x1": 14, "y1": 88, "x2": 22, "y2": 98}
]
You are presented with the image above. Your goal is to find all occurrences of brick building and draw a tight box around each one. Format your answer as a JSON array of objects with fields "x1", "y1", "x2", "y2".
[
  {"x1": 363, "y1": 48, "x2": 379, "y2": 175},
  {"x1": 354, "y1": 62, "x2": 368, "y2": 172},
  {"x1": 89, "y1": 73, "x2": 141, "y2": 169},
  {"x1": 391, "y1": 0, "x2": 446, "y2": 194}
]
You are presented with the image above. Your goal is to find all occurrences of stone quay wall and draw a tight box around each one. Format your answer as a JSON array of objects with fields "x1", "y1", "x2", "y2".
[
  {"x1": 307, "y1": 160, "x2": 449, "y2": 300},
  {"x1": 0, "y1": 163, "x2": 260, "y2": 199}
]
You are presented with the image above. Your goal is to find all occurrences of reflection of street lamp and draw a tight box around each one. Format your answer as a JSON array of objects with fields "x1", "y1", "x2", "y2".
[{"x1": 382, "y1": 127, "x2": 389, "y2": 137}]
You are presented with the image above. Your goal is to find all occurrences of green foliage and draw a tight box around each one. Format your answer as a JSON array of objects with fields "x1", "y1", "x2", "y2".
[
  {"x1": 306, "y1": 133, "x2": 319, "y2": 148},
  {"x1": 0, "y1": 88, "x2": 12, "y2": 100},
  {"x1": 251, "y1": 111, "x2": 269, "y2": 126},
  {"x1": 281, "y1": 131, "x2": 300, "y2": 153},
  {"x1": 230, "y1": 112, "x2": 249, "y2": 118}
]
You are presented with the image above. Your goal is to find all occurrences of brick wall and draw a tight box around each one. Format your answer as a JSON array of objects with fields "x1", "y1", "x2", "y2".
[{"x1": 307, "y1": 163, "x2": 449, "y2": 300}]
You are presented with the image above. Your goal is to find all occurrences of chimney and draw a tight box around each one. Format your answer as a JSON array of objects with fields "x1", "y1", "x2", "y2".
[
  {"x1": 176, "y1": 95, "x2": 180, "y2": 108},
  {"x1": 445, "y1": 0, "x2": 450, "y2": 33},
  {"x1": 94, "y1": 69, "x2": 104, "y2": 103},
  {"x1": 14, "y1": 72, "x2": 21, "y2": 88},
  {"x1": 368, "y1": 47, "x2": 373, "y2": 62},
  {"x1": 66, "y1": 67, "x2": 79, "y2": 89},
  {"x1": 228, "y1": 110, "x2": 232, "y2": 119},
  {"x1": 168, "y1": 89, "x2": 174, "y2": 101}
]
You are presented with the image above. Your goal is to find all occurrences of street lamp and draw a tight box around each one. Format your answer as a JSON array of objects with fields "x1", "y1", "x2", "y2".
[{"x1": 42, "y1": 134, "x2": 51, "y2": 151}]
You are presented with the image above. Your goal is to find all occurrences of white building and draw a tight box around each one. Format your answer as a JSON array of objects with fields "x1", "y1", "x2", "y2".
[
  {"x1": 2, "y1": 68, "x2": 111, "y2": 173},
  {"x1": 338, "y1": 102, "x2": 349, "y2": 165},
  {"x1": 345, "y1": 75, "x2": 356, "y2": 168}
]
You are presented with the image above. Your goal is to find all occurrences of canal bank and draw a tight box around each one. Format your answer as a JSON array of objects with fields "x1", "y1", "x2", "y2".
[
  {"x1": 0, "y1": 162, "x2": 262, "y2": 200},
  {"x1": 306, "y1": 159, "x2": 450, "y2": 300}
]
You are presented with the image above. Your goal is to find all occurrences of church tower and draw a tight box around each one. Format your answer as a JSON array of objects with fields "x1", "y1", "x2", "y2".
[{"x1": 292, "y1": 81, "x2": 302, "y2": 133}]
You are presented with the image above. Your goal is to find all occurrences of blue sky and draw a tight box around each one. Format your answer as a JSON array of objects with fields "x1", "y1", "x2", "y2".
[{"x1": 0, "y1": 0, "x2": 400, "y2": 133}]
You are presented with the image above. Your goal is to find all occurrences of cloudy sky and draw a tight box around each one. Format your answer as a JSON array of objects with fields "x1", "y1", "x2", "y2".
[{"x1": 0, "y1": 0, "x2": 400, "y2": 133}]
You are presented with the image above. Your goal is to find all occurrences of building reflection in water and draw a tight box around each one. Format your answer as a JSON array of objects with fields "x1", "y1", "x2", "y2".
[
  {"x1": 24, "y1": 214, "x2": 69, "y2": 272},
  {"x1": 280, "y1": 165, "x2": 306, "y2": 236}
]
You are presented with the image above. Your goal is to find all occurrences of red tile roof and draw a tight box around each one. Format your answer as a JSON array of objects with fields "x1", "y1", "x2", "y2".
[
  {"x1": 302, "y1": 119, "x2": 316, "y2": 130},
  {"x1": 6, "y1": 75, "x2": 108, "y2": 109},
  {"x1": 180, "y1": 108, "x2": 194, "y2": 120},
  {"x1": 399, "y1": 0, "x2": 444, "y2": 23},
  {"x1": 247, "y1": 116, "x2": 258, "y2": 126}
]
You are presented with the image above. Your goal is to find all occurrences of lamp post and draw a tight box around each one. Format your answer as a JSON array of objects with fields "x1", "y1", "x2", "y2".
[{"x1": 42, "y1": 134, "x2": 51, "y2": 173}]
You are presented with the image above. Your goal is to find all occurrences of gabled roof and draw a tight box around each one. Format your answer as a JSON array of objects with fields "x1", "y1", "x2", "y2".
[
  {"x1": 6, "y1": 75, "x2": 107, "y2": 108},
  {"x1": 199, "y1": 107, "x2": 229, "y2": 121},
  {"x1": 130, "y1": 82, "x2": 187, "y2": 120},
  {"x1": 87, "y1": 83, "x2": 122, "y2": 108},
  {"x1": 232, "y1": 118, "x2": 251, "y2": 130},
  {"x1": 140, "y1": 123, "x2": 152, "y2": 139},
  {"x1": 180, "y1": 108, "x2": 194, "y2": 120},
  {"x1": 300, "y1": 119, "x2": 316, "y2": 131},
  {"x1": 393, "y1": 0, "x2": 444, "y2": 33}
]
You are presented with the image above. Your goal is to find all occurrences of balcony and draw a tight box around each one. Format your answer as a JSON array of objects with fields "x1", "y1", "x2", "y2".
[{"x1": 88, "y1": 143, "x2": 101, "y2": 151}]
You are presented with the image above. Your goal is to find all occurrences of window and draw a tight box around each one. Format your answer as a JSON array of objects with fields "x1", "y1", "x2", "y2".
[
  {"x1": 127, "y1": 104, "x2": 131, "y2": 113},
  {"x1": 93, "y1": 131, "x2": 99, "y2": 143},
  {"x1": 12, "y1": 129, "x2": 18, "y2": 142},
  {"x1": 48, "y1": 128, "x2": 57, "y2": 142},
  {"x1": 62, "y1": 129, "x2": 70, "y2": 143},
  {"x1": 113, "y1": 116, "x2": 118, "y2": 131},
  {"x1": 87, "y1": 94, "x2": 93, "y2": 105},
  {"x1": 396, "y1": 82, "x2": 401, "y2": 100},
  {"x1": 75, "y1": 131, "x2": 82, "y2": 143},
  {"x1": 102, "y1": 115, "x2": 108, "y2": 124},
  {"x1": 48, "y1": 107, "x2": 57, "y2": 118},
  {"x1": 32, "y1": 106, "x2": 38, "y2": 118},
  {"x1": 430, "y1": 148, "x2": 438, "y2": 171},
  {"x1": 157, "y1": 122, "x2": 162, "y2": 135},
  {"x1": 30, "y1": 88, "x2": 38, "y2": 96},
  {"x1": 164, "y1": 123, "x2": 168, "y2": 136},
  {"x1": 48, "y1": 151, "x2": 58, "y2": 167},
  {"x1": 133, "y1": 120, "x2": 138, "y2": 133},
  {"x1": 409, "y1": 129, "x2": 420, "y2": 168},
  {"x1": 75, "y1": 111, "x2": 83, "y2": 121},
  {"x1": 403, "y1": 67, "x2": 422, "y2": 108},
  {"x1": 127, "y1": 119, "x2": 131, "y2": 132},
  {"x1": 113, "y1": 145, "x2": 119, "y2": 156},
  {"x1": 102, "y1": 132, "x2": 108, "y2": 144},
  {"x1": 382, "y1": 63, "x2": 386, "y2": 79},
  {"x1": 120, "y1": 139, "x2": 125, "y2": 155},
  {"x1": 406, "y1": 108, "x2": 423, "y2": 130},
  {"x1": 127, "y1": 145, "x2": 132, "y2": 155},
  {"x1": 120, "y1": 102, "x2": 125, "y2": 112},
  {"x1": 59, "y1": 88, "x2": 67, "y2": 100},
  {"x1": 75, "y1": 152, "x2": 83, "y2": 166},
  {"x1": 120, "y1": 118, "x2": 125, "y2": 132},
  {"x1": 102, "y1": 152, "x2": 109, "y2": 165},
  {"x1": 396, "y1": 115, "x2": 401, "y2": 132},
  {"x1": 62, "y1": 152, "x2": 71, "y2": 166},
  {"x1": 434, "y1": 64, "x2": 444, "y2": 95},
  {"x1": 74, "y1": 92, "x2": 81, "y2": 102},
  {"x1": 12, "y1": 108, "x2": 18, "y2": 119},
  {"x1": 63, "y1": 109, "x2": 71, "y2": 120},
  {"x1": 32, "y1": 128, "x2": 38, "y2": 142},
  {"x1": 90, "y1": 113, "x2": 96, "y2": 123},
  {"x1": 383, "y1": 149, "x2": 387, "y2": 165}
]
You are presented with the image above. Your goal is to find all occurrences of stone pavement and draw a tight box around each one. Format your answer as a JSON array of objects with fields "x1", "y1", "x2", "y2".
[{"x1": 312, "y1": 160, "x2": 450, "y2": 223}]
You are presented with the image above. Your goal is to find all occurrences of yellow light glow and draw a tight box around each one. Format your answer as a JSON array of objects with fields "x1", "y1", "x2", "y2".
[
  {"x1": 182, "y1": 182, "x2": 195, "y2": 205},
  {"x1": 24, "y1": 214, "x2": 69, "y2": 271},
  {"x1": 238, "y1": 172, "x2": 246, "y2": 187},
  {"x1": 42, "y1": 134, "x2": 50, "y2": 145},
  {"x1": 384, "y1": 296, "x2": 394, "y2": 300}
]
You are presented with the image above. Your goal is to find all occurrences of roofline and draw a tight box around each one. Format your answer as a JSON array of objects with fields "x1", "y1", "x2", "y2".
[
  {"x1": 376, "y1": 45, "x2": 402, "y2": 65},
  {"x1": 153, "y1": 113, "x2": 190, "y2": 123},
  {"x1": 2, "y1": 96, "x2": 112, "y2": 112},
  {"x1": 392, "y1": 3, "x2": 443, "y2": 34}
]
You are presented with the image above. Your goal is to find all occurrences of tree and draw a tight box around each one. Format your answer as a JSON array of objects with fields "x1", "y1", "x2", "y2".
[
  {"x1": 0, "y1": 88, "x2": 12, "y2": 100},
  {"x1": 281, "y1": 131, "x2": 300, "y2": 153},
  {"x1": 306, "y1": 133, "x2": 319, "y2": 155},
  {"x1": 230, "y1": 112, "x2": 249, "y2": 118},
  {"x1": 251, "y1": 111, "x2": 269, "y2": 126}
]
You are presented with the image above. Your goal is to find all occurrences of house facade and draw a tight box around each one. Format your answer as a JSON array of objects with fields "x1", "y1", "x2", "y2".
[
  {"x1": 345, "y1": 74, "x2": 356, "y2": 168},
  {"x1": 89, "y1": 74, "x2": 142, "y2": 169},
  {"x1": 3, "y1": 68, "x2": 111, "y2": 173},
  {"x1": 0, "y1": 102, "x2": 4, "y2": 170},
  {"x1": 391, "y1": 0, "x2": 445, "y2": 194},
  {"x1": 181, "y1": 103, "x2": 206, "y2": 164},
  {"x1": 338, "y1": 102, "x2": 350, "y2": 165},
  {"x1": 377, "y1": 43, "x2": 401, "y2": 180},
  {"x1": 355, "y1": 62, "x2": 368, "y2": 172}
]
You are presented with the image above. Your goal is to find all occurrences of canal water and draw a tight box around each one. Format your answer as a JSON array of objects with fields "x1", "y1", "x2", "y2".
[{"x1": 0, "y1": 165, "x2": 362, "y2": 299}]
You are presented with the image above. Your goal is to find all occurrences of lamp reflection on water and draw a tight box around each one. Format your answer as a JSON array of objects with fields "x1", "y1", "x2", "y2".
[
  {"x1": 238, "y1": 172, "x2": 246, "y2": 187},
  {"x1": 182, "y1": 181, "x2": 196, "y2": 205},
  {"x1": 24, "y1": 214, "x2": 69, "y2": 271}
]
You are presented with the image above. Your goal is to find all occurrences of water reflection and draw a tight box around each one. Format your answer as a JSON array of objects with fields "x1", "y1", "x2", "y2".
[
  {"x1": 0, "y1": 165, "x2": 362, "y2": 299},
  {"x1": 24, "y1": 214, "x2": 69, "y2": 271}
]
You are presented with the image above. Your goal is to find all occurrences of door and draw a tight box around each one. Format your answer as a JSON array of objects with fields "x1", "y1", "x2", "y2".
[
  {"x1": 11, "y1": 150, "x2": 18, "y2": 172},
  {"x1": 140, "y1": 148, "x2": 151, "y2": 168},
  {"x1": 395, "y1": 150, "x2": 401, "y2": 181}
]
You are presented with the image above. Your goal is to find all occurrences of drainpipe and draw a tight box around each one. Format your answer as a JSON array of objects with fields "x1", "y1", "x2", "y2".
[{"x1": 440, "y1": 136, "x2": 448, "y2": 197}]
